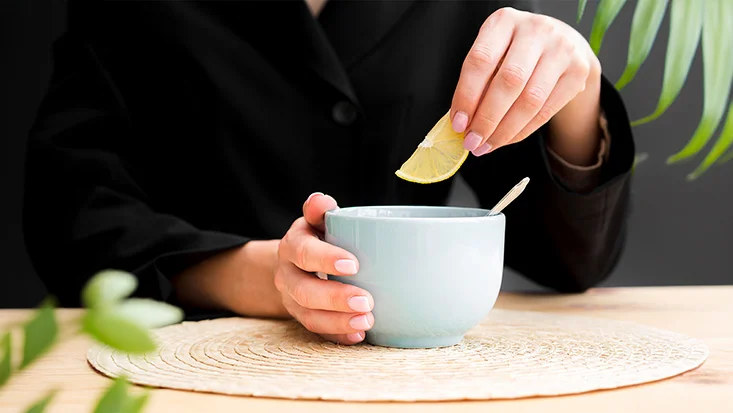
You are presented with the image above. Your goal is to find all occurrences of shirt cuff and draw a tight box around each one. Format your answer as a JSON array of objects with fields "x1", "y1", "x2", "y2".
[{"x1": 545, "y1": 110, "x2": 611, "y2": 193}]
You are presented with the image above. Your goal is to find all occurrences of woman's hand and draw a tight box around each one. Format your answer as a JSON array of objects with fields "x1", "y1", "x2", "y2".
[
  {"x1": 450, "y1": 7, "x2": 602, "y2": 161},
  {"x1": 172, "y1": 192, "x2": 373, "y2": 345},
  {"x1": 275, "y1": 192, "x2": 375, "y2": 345}
]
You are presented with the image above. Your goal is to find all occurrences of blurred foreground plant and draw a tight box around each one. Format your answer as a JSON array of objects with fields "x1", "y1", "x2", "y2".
[
  {"x1": 579, "y1": 0, "x2": 733, "y2": 180},
  {"x1": 0, "y1": 270, "x2": 184, "y2": 413}
]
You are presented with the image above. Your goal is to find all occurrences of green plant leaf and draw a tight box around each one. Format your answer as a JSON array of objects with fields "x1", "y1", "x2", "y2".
[
  {"x1": 615, "y1": 0, "x2": 669, "y2": 90},
  {"x1": 632, "y1": 152, "x2": 649, "y2": 173},
  {"x1": 82, "y1": 309, "x2": 157, "y2": 354},
  {"x1": 93, "y1": 377, "x2": 150, "y2": 413},
  {"x1": 631, "y1": 0, "x2": 703, "y2": 126},
  {"x1": 688, "y1": 103, "x2": 733, "y2": 179},
  {"x1": 21, "y1": 299, "x2": 58, "y2": 369},
  {"x1": 667, "y1": 0, "x2": 733, "y2": 164},
  {"x1": 82, "y1": 270, "x2": 138, "y2": 309},
  {"x1": 719, "y1": 149, "x2": 733, "y2": 164},
  {"x1": 577, "y1": 0, "x2": 588, "y2": 22},
  {"x1": 94, "y1": 377, "x2": 129, "y2": 413},
  {"x1": 0, "y1": 332, "x2": 11, "y2": 387},
  {"x1": 24, "y1": 390, "x2": 57, "y2": 413},
  {"x1": 126, "y1": 392, "x2": 151, "y2": 413},
  {"x1": 115, "y1": 299, "x2": 184, "y2": 329},
  {"x1": 589, "y1": 0, "x2": 627, "y2": 54}
]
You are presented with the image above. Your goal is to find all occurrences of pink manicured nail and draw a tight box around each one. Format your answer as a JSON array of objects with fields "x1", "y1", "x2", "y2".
[
  {"x1": 472, "y1": 142, "x2": 493, "y2": 156},
  {"x1": 323, "y1": 194, "x2": 339, "y2": 209},
  {"x1": 348, "y1": 296, "x2": 371, "y2": 312},
  {"x1": 463, "y1": 131, "x2": 482, "y2": 151},
  {"x1": 346, "y1": 332, "x2": 364, "y2": 342},
  {"x1": 452, "y1": 111, "x2": 469, "y2": 133},
  {"x1": 334, "y1": 259, "x2": 358, "y2": 274},
  {"x1": 306, "y1": 192, "x2": 324, "y2": 204},
  {"x1": 349, "y1": 314, "x2": 371, "y2": 330}
]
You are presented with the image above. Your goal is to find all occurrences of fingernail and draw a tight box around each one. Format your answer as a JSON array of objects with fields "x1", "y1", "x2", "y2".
[
  {"x1": 463, "y1": 131, "x2": 482, "y2": 151},
  {"x1": 324, "y1": 194, "x2": 339, "y2": 209},
  {"x1": 472, "y1": 142, "x2": 493, "y2": 156},
  {"x1": 349, "y1": 314, "x2": 371, "y2": 330},
  {"x1": 346, "y1": 332, "x2": 364, "y2": 342},
  {"x1": 452, "y1": 111, "x2": 468, "y2": 133},
  {"x1": 347, "y1": 296, "x2": 371, "y2": 312},
  {"x1": 306, "y1": 192, "x2": 324, "y2": 204},
  {"x1": 334, "y1": 259, "x2": 358, "y2": 274}
]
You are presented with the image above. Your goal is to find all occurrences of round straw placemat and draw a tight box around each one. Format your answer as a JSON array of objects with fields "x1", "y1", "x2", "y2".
[{"x1": 86, "y1": 309, "x2": 709, "y2": 402}]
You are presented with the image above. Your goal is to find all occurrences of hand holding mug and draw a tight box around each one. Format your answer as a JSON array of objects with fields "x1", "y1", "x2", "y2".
[{"x1": 274, "y1": 192, "x2": 374, "y2": 345}]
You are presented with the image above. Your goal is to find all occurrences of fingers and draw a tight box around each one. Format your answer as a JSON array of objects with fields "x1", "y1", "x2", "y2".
[
  {"x1": 280, "y1": 192, "x2": 374, "y2": 346},
  {"x1": 450, "y1": 8, "x2": 515, "y2": 134},
  {"x1": 452, "y1": 8, "x2": 598, "y2": 157},
  {"x1": 473, "y1": 50, "x2": 570, "y2": 155},
  {"x1": 279, "y1": 217, "x2": 358, "y2": 275},
  {"x1": 302, "y1": 192, "x2": 338, "y2": 232},
  {"x1": 286, "y1": 298, "x2": 375, "y2": 336},
  {"x1": 274, "y1": 254, "x2": 375, "y2": 342},
  {"x1": 275, "y1": 261, "x2": 374, "y2": 313},
  {"x1": 463, "y1": 25, "x2": 545, "y2": 153},
  {"x1": 320, "y1": 332, "x2": 366, "y2": 345},
  {"x1": 279, "y1": 284, "x2": 374, "y2": 343},
  {"x1": 510, "y1": 68, "x2": 588, "y2": 146}
]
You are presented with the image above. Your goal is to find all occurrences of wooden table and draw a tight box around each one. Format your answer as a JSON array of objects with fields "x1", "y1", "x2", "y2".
[{"x1": 1, "y1": 286, "x2": 731, "y2": 412}]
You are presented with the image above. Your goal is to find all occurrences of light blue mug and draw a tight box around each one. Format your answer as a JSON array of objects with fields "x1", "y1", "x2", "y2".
[{"x1": 324, "y1": 205, "x2": 505, "y2": 349}]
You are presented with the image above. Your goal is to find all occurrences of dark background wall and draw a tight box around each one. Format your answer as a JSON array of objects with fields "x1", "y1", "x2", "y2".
[{"x1": 1, "y1": 1, "x2": 731, "y2": 308}]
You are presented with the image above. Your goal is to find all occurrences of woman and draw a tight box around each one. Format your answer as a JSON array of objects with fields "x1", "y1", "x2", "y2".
[{"x1": 24, "y1": 0, "x2": 634, "y2": 345}]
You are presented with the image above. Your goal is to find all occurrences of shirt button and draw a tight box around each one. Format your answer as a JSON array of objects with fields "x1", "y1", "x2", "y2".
[{"x1": 332, "y1": 101, "x2": 358, "y2": 126}]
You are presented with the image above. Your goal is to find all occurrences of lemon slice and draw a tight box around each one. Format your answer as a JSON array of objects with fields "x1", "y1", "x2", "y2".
[{"x1": 395, "y1": 111, "x2": 469, "y2": 184}]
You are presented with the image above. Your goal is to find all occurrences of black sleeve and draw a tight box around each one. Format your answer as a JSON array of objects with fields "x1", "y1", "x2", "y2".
[
  {"x1": 460, "y1": 75, "x2": 636, "y2": 292},
  {"x1": 22, "y1": 32, "x2": 249, "y2": 307}
]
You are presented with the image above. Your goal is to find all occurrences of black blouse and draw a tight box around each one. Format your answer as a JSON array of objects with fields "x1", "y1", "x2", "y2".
[{"x1": 23, "y1": 0, "x2": 635, "y2": 308}]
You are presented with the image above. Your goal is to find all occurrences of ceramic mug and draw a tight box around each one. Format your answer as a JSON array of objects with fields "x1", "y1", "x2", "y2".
[{"x1": 324, "y1": 205, "x2": 505, "y2": 349}]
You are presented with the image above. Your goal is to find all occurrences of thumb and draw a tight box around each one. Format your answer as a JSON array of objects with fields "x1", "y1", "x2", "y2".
[{"x1": 302, "y1": 192, "x2": 338, "y2": 232}]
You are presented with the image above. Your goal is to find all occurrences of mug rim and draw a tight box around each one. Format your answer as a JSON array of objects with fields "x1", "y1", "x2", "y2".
[{"x1": 324, "y1": 205, "x2": 504, "y2": 222}]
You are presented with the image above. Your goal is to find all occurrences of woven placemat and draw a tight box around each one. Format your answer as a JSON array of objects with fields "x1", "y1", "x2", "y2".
[{"x1": 86, "y1": 309, "x2": 709, "y2": 402}]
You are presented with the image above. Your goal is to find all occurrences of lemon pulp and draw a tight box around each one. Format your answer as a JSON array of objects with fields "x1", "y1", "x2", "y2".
[{"x1": 395, "y1": 111, "x2": 469, "y2": 184}]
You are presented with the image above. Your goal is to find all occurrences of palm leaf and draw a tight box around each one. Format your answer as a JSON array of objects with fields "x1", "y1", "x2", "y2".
[
  {"x1": 615, "y1": 0, "x2": 669, "y2": 90},
  {"x1": 667, "y1": 0, "x2": 733, "y2": 164},
  {"x1": 631, "y1": 0, "x2": 703, "y2": 126},
  {"x1": 720, "y1": 149, "x2": 733, "y2": 164},
  {"x1": 632, "y1": 152, "x2": 649, "y2": 174},
  {"x1": 688, "y1": 103, "x2": 733, "y2": 179},
  {"x1": 577, "y1": 0, "x2": 588, "y2": 22},
  {"x1": 589, "y1": 0, "x2": 628, "y2": 54}
]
